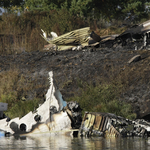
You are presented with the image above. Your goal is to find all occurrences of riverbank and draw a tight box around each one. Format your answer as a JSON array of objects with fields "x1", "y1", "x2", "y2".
[{"x1": 0, "y1": 45, "x2": 150, "y2": 119}]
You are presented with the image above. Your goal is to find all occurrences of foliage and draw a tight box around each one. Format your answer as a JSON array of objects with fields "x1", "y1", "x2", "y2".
[
  {"x1": 23, "y1": 0, "x2": 150, "y2": 21},
  {"x1": 0, "y1": 69, "x2": 40, "y2": 118},
  {"x1": 121, "y1": 0, "x2": 148, "y2": 21},
  {"x1": 90, "y1": 0, "x2": 149, "y2": 21},
  {"x1": 67, "y1": 81, "x2": 136, "y2": 120},
  {"x1": 24, "y1": 0, "x2": 93, "y2": 18},
  {"x1": 39, "y1": 9, "x2": 88, "y2": 36},
  {"x1": 0, "y1": 0, "x2": 149, "y2": 122},
  {"x1": 25, "y1": 0, "x2": 53, "y2": 11},
  {"x1": 68, "y1": 0, "x2": 92, "y2": 18},
  {"x1": 1, "y1": 0, "x2": 150, "y2": 22},
  {"x1": 4, "y1": 98, "x2": 40, "y2": 119},
  {"x1": 0, "y1": 0, "x2": 24, "y2": 13},
  {"x1": 0, "y1": 0, "x2": 24, "y2": 8}
]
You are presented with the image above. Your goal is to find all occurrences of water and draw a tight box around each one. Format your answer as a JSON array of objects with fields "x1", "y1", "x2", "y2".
[{"x1": 0, "y1": 134, "x2": 150, "y2": 150}]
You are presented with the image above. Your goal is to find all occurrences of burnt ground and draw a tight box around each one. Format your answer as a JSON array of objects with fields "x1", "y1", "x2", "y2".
[{"x1": 1, "y1": 44, "x2": 150, "y2": 120}]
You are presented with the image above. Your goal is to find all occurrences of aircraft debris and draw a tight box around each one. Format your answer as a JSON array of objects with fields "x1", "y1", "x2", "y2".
[
  {"x1": 115, "y1": 20, "x2": 150, "y2": 50},
  {"x1": 1, "y1": 72, "x2": 150, "y2": 138},
  {"x1": 128, "y1": 55, "x2": 141, "y2": 64},
  {"x1": 41, "y1": 29, "x2": 58, "y2": 41},
  {"x1": 100, "y1": 34, "x2": 119, "y2": 48},
  {"x1": 41, "y1": 27, "x2": 90, "y2": 51},
  {"x1": 41, "y1": 20, "x2": 150, "y2": 51},
  {"x1": 79, "y1": 112, "x2": 150, "y2": 137},
  {"x1": 0, "y1": 71, "x2": 82, "y2": 136},
  {"x1": 98, "y1": 20, "x2": 150, "y2": 49},
  {"x1": 90, "y1": 31, "x2": 101, "y2": 42}
]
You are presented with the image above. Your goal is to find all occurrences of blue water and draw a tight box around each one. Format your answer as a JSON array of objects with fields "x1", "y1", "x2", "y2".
[{"x1": 0, "y1": 135, "x2": 150, "y2": 150}]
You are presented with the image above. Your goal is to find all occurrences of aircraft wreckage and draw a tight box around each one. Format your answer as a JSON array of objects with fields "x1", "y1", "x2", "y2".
[
  {"x1": 0, "y1": 71, "x2": 82, "y2": 137},
  {"x1": 1, "y1": 72, "x2": 150, "y2": 138},
  {"x1": 41, "y1": 27, "x2": 91, "y2": 51},
  {"x1": 41, "y1": 20, "x2": 150, "y2": 51}
]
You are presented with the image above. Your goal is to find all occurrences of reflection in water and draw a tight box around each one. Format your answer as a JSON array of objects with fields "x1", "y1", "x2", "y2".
[{"x1": 0, "y1": 135, "x2": 150, "y2": 150}]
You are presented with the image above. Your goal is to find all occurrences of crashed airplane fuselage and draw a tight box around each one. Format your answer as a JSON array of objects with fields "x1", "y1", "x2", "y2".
[
  {"x1": 115, "y1": 20, "x2": 150, "y2": 49},
  {"x1": 0, "y1": 71, "x2": 82, "y2": 136},
  {"x1": 1, "y1": 71, "x2": 150, "y2": 138}
]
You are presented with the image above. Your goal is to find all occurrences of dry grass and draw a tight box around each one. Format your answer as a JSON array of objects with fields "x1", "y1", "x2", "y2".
[{"x1": 0, "y1": 69, "x2": 41, "y2": 118}]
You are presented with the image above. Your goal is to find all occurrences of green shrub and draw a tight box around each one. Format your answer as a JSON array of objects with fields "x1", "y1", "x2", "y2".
[
  {"x1": 5, "y1": 98, "x2": 40, "y2": 119},
  {"x1": 39, "y1": 9, "x2": 88, "y2": 36},
  {"x1": 0, "y1": 69, "x2": 41, "y2": 119},
  {"x1": 67, "y1": 81, "x2": 136, "y2": 120}
]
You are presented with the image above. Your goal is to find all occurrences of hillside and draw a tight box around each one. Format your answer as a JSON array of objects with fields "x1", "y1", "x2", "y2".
[{"x1": 1, "y1": 45, "x2": 150, "y2": 120}]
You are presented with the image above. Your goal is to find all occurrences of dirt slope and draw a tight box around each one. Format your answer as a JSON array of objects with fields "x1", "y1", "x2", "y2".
[{"x1": 1, "y1": 46, "x2": 150, "y2": 119}]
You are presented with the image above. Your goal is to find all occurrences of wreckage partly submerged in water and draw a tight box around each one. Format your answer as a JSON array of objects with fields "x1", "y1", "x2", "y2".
[
  {"x1": 1, "y1": 71, "x2": 150, "y2": 138},
  {"x1": 0, "y1": 71, "x2": 82, "y2": 137},
  {"x1": 79, "y1": 112, "x2": 150, "y2": 137}
]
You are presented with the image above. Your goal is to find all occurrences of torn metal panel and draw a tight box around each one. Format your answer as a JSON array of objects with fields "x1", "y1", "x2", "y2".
[
  {"x1": 101, "y1": 35, "x2": 119, "y2": 41},
  {"x1": 41, "y1": 19, "x2": 150, "y2": 50},
  {"x1": 139, "y1": 20, "x2": 150, "y2": 34},
  {"x1": 100, "y1": 34, "x2": 118, "y2": 48},
  {"x1": 79, "y1": 112, "x2": 117, "y2": 137},
  {"x1": 79, "y1": 112, "x2": 150, "y2": 137},
  {"x1": 116, "y1": 20, "x2": 150, "y2": 49},
  {"x1": 87, "y1": 19, "x2": 150, "y2": 49},
  {"x1": 51, "y1": 27, "x2": 90, "y2": 45},
  {"x1": 41, "y1": 27, "x2": 90, "y2": 51}
]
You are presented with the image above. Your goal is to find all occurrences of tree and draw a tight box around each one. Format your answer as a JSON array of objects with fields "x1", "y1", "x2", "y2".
[
  {"x1": 91, "y1": 0, "x2": 149, "y2": 21},
  {"x1": 24, "y1": 0, "x2": 93, "y2": 18},
  {"x1": 24, "y1": 0, "x2": 67, "y2": 11},
  {"x1": 68, "y1": 0, "x2": 92, "y2": 18},
  {"x1": 120, "y1": 0, "x2": 148, "y2": 21},
  {"x1": 0, "y1": 0, "x2": 24, "y2": 8},
  {"x1": 3, "y1": 0, "x2": 150, "y2": 21},
  {"x1": 0, "y1": 0, "x2": 24, "y2": 13}
]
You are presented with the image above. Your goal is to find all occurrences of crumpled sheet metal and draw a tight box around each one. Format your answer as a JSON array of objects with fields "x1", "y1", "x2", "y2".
[
  {"x1": 41, "y1": 27, "x2": 90, "y2": 51},
  {"x1": 79, "y1": 112, "x2": 120, "y2": 137},
  {"x1": 41, "y1": 19, "x2": 150, "y2": 50},
  {"x1": 79, "y1": 112, "x2": 150, "y2": 137}
]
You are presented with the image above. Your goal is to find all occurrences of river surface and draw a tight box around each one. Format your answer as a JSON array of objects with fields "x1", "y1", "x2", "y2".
[{"x1": 0, "y1": 134, "x2": 150, "y2": 150}]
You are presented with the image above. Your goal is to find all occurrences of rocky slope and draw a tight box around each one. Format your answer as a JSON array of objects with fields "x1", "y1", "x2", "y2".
[{"x1": 1, "y1": 45, "x2": 150, "y2": 120}]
